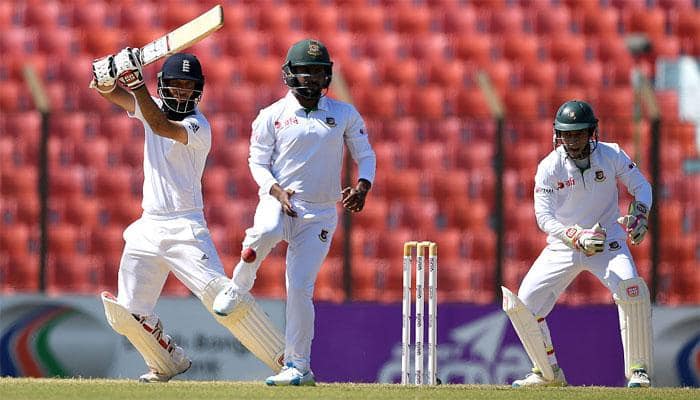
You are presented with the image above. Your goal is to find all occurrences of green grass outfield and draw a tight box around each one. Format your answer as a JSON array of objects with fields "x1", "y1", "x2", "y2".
[{"x1": 1, "y1": 378, "x2": 698, "y2": 400}]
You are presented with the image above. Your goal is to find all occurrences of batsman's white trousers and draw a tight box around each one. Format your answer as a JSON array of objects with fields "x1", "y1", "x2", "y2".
[
  {"x1": 117, "y1": 211, "x2": 225, "y2": 316},
  {"x1": 231, "y1": 195, "x2": 337, "y2": 372},
  {"x1": 518, "y1": 240, "x2": 640, "y2": 317}
]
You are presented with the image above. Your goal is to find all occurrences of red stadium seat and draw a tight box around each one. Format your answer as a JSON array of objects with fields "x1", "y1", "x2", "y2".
[
  {"x1": 1, "y1": 165, "x2": 37, "y2": 197},
  {"x1": 566, "y1": 60, "x2": 605, "y2": 88},
  {"x1": 502, "y1": 33, "x2": 541, "y2": 64},
  {"x1": 83, "y1": 27, "x2": 124, "y2": 57},
  {"x1": 624, "y1": 7, "x2": 666, "y2": 37},
  {"x1": 251, "y1": 255, "x2": 286, "y2": 299},
  {"x1": 301, "y1": 5, "x2": 340, "y2": 35},
  {"x1": 505, "y1": 86, "x2": 542, "y2": 119},
  {"x1": 350, "y1": 256, "x2": 380, "y2": 301},
  {"x1": 546, "y1": 33, "x2": 588, "y2": 64},
  {"x1": 452, "y1": 33, "x2": 493, "y2": 66},
  {"x1": 315, "y1": 257, "x2": 345, "y2": 303},
  {"x1": 0, "y1": 254, "x2": 40, "y2": 293},
  {"x1": 46, "y1": 254, "x2": 102, "y2": 295},
  {"x1": 338, "y1": 57, "x2": 378, "y2": 89},
  {"x1": 37, "y1": 27, "x2": 80, "y2": 57},
  {"x1": 487, "y1": 6, "x2": 526, "y2": 34},
  {"x1": 597, "y1": 88, "x2": 634, "y2": 118},
  {"x1": 411, "y1": 33, "x2": 450, "y2": 60},
  {"x1": 580, "y1": 7, "x2": 620, "y2": 36},
  {"x1": 353, "y1": 85, "x2": 399, "y2": 119},
  {"x1": 455, "y1": 90, "x2": 494, "y2": 119},
  {"x1": 0, "y1": 223, "x2": 32, "y2": 257},
  {"x1": 48, "y1": 224, "x2": 86, "y2": 258},
  {"x1": 430, "y1": 169, "x2": 470, "y2": 203},
  {"x1": 442, "y1": 3, "x2": 478, "y2": 34},
  {"x1": 255, "y1": 3, "x2": 297, "y2": 34},
  {"x1": 380, "y1": 57, "x2": 419, "y2": 87},
  {"x1": 391, "y1": 3, "x2": 432, "y2": 34},
  {"x1": 522, "y1": 59, "x2": 558, "y2": 96},
  {"x1": 426, "y1": 58, "x2": 468, "y2": 87},
  {"x1": 345, "y1": 5, "x2": 386, "y2": 34},
  {"x1": 532, "y1": 4, "x2": 571, "y2": 36},
  {"x1": 161, "y1": 274, "x2": 192, "y2": 297},
  {"x1": 0, "y1": 27, "x2": 37, "y2": 57},
  {"x1": 411, "y1": 141, "x2": 456, "y2": 171},
  {"x1": 405, "y1": 86, "x2": 451, "y2": 119}
]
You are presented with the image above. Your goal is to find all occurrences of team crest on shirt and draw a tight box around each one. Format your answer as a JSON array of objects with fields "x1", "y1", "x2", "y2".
[
  {"x1": 318, "y1": 229, "x2": 329, "y2": 242},
  {"x1": 594, "y1": 170, "x2": 606, "y2": 182},
  {"x1": 326, "y1": 117, "x2": 336, "y2": 127},
  {"x1": 608, "y1": 241, "x2": 621, "y2": 251}
]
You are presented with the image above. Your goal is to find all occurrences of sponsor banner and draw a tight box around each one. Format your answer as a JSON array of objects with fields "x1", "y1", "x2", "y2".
[
  {"x1": 2, "y1": 294, "x2": 698, "y2": 386},
  {"x1": 0, "y1": 294, "x2": 284, "y2": 380},
  {"x1": 313, "y1": 303, "x2": 700, "y2": 387},
  {"x1": 312, "y1": 303, "x2": 625, "y2": 386},
  {"x1": 653, "y1": 307, "x2": 700, "y2": 387}
]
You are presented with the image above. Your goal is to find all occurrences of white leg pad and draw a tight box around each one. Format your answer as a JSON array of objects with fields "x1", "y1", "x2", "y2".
[
  {"x1": 614, "y1": 277, "x2": 653, "y2": 378},
  {"x1": 501, "y1": 286, "x2": 555, "y2": 381},
  {"x1": 101, "y1": 292, "x2": 190, "y2": 377},
  {"x1": 202, "y1": 278, "x2": 284, "y2": 372}
]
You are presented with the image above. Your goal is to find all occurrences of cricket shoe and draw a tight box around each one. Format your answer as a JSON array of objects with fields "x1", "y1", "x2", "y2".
[
  {"x1": 265, "y1": 363, "x2": 316, "y2": 386},
  {"x1": 512, "y1": 367, "x2": 567, "y2": 388},
  {"x1": 138, "y1": 359, "x2": 191, "y2": 383},
  {"x1": 627, "y1": 367, "x2": 651, "y2": 388}
]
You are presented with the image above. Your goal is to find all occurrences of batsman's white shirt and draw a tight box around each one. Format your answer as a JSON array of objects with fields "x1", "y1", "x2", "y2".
[
  {"x1": 520, "y1": 142, "x2": 653, "y2": 317},
  {"x1": 117, "y1": 97, "x2": 224, "y2": 316},
  {"x1": 231, "y1": 91, "x2": 376, "y2": 372}
]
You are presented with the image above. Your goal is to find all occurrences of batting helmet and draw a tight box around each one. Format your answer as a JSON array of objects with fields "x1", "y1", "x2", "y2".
[{"x1": 157, "y1": 53, "x2": 205, "y2": 115}]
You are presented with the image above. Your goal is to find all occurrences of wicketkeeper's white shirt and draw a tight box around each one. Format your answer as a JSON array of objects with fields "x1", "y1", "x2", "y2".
[
  {"x1": 534, "y1": 142, "x2": 652, "y2": 245},
  {"x1": 129, "y1": 97, "x2": 211, "y2": 215},
  {"x1": 248, "y1": 91, "x2": 376, "y2": 203}
]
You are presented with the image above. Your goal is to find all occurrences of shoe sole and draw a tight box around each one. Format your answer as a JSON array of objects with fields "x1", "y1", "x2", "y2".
[{"x1": 139, "y1": 361, "x2": 192, "y2": 383}]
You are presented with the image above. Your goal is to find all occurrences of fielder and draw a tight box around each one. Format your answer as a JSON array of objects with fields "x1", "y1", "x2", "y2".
[
  {"x1": 90, "y1": 49, "x2": 285, "y2": 382},
  {"x1": 212, "y1": 39, "x2": 376, "y2": 386},
  {"x1": 502, "y1": 100, "x2": 653, "y2": 388}
]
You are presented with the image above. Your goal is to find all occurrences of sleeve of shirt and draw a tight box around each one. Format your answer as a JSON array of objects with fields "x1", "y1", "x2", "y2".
[
  {"x1": 533, "y1": 160, "x2": 569, "y2": 241},
  {"x1": 180, "y1": 115, "x2": 210, "y2": 150},
  {"x1": 127, "y1": 92, "x2": 145, "y2": 121},
  {"x1": 248, "y1": 111, "x2": 278, "y2": 195},
  {"x1": 343, "y1": 106, "x2": 376, "y2": 184},
  {"x1": 613, "y1": 144, "x2": 653, "y2": 209}
]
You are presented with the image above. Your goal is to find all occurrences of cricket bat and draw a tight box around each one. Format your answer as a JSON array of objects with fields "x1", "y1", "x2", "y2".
[
  {"x1": 139, "y1": 4, "x2": 224, "y2": 66},
  {"x1": 90, "y1": 4, "x2": 223, "y2": 89}
]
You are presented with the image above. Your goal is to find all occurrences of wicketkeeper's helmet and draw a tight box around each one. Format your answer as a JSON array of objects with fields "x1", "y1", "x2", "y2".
[{"x1": 553, "y1": 99, "x2": 599, "y2": 160}]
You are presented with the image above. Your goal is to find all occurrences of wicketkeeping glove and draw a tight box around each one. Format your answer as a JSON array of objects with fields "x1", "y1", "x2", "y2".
[
  {"x1": 91, "y1": 55, "x2": 116, "y2": 93},
  {"x1": 114, "y1": 47, "x2": 144, "y2": 90},
  {"x1": 563, "y1": 223, "x2": 607, "y2": 256},
  {"x1": 617, "y1": 201, "x2": 649, "y2": 245}
]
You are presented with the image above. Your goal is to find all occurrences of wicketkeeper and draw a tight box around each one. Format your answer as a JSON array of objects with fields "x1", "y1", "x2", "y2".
[{"x1": 502, "y1": 100, "x2": 654, "y2": 388}]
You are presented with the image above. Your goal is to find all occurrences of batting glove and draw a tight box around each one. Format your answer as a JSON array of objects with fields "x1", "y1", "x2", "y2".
[
  {"x1": 91, "y1": 55, "x2": 117, "y2": 93},
  {"x1": 564, "y1": 223, "x2": 607, "y2": 256},
  {"x1": 114, "y1": 47, "x2": 144, "y2": 90},
  {"x1": 617, "y1": 201, "x2": 649, "y2": 245}
]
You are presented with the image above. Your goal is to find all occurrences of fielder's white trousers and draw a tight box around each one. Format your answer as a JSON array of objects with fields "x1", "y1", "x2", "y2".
[
  {"x1": 231, "y1": 195, "x2": 337, "y2": 372},
  {"x1": 117, "y1": 211, "x2": 226, "y2": 316},
  {"x1": 518, "y1": 240, "x2": 639, "y2": 317}
]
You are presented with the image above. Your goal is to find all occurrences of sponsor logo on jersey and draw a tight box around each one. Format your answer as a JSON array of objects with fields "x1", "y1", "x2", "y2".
[
  {"x1": 594, "y1": 170, "x2": 606, "y2": 182},
  {"x1": 188, "y1": 121, "x2": 200, "y2": 133},
  {"x1": 556, "y1": 176, "x2": 576, "y2": 190},
  {"x1": 201, "y1": 253, "x2": 209, "y2": 261},
  {"x1": 608, "y1": 241, "x2": 620, "y2": 251},
  {"x1": 275, "y1": 117, "x2": 299, "y2": 130},
  {"x1": 626, "y1": 285, "x2": 640, "y2": 297},
  {"x1": 326, "y1": 117, "x2": 336, "y2": 127},
  {"x1": 635, "y1": 203, "x2": 648, "y2": 214},
  {"x1": 628, "y1": 162, "x2": 636, "y2": 169},
  {"x1": 535, "y1": 186, "x2": 553, "y2": 193},
  {"x1": 565, "y1": 227, "x2": 578, "y2": 238},
  {"x1": 318, "y1": 229, "x2": 329, "y2": 242}
]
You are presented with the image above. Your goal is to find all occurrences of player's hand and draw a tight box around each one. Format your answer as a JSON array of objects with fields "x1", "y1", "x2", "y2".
[
  {"x1": 91, "y1": 55, "x2": 117, "y2": 93},
  {"x1": 617, "y1": 201, "x2": 649, "y2": 245},
  {"x1": 270, "y1": 184, "x2": 297, "y2": 217},
  {"x1": 114, "y1": 47, "x2": 145, "y2": 90},
  {"x1": 342, "y1": 180, "x2": 371, "y2": 213},
  {"x1": 564, "y1": 223, "x2": 606, "y2": 256}
]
